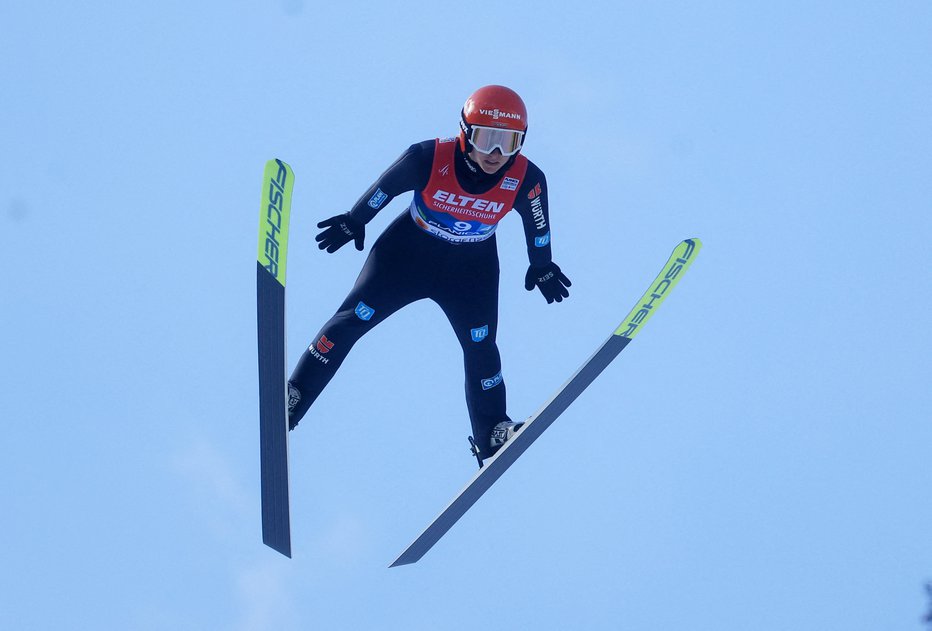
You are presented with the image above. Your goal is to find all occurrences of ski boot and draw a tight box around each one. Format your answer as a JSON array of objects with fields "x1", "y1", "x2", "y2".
[
  {"x1": 491, "y1": 420, "x2": 525, "y2": 450},
  {"x1": 469, "y1": 420, "x2": 526, "y2": 468},
  {"x1": 287, "y1": 383, "x2": 301, "y2": 431}
]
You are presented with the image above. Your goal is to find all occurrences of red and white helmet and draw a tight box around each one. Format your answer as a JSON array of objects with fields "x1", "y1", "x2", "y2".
[{"x1": 458, "y1": 85, "x2": 528, "y2": 156}]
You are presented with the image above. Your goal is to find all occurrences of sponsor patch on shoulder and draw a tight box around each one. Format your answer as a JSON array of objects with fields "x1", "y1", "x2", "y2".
[
  {"x1": 500, "y1": 177, "x2": 520, "y2": 191},
  {"x1": 439, "y1": 137, "x2": 457, "y2": 143}
]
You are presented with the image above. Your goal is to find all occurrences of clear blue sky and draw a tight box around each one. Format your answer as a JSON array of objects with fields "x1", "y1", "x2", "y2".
[{"x1": 2, "y1": 1, "x2": 931, "y2": 629}]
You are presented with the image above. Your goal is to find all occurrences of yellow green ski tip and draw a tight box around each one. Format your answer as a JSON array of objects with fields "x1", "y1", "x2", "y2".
[
  {"x1": 614, "y1": 238, "x2": 702, "y2": 339},
  {"x1": 257, "y1": 159, "x2": 295, "y2": 287}
]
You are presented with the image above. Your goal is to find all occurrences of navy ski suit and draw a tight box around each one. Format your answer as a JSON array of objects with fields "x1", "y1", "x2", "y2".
[{"x1": 288, "y1": 137, "x2": 556, "y2": 460}]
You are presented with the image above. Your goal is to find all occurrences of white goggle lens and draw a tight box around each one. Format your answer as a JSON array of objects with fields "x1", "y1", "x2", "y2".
[{"x1": 469, "y1": 126, "x2": 524, "y2": 156}]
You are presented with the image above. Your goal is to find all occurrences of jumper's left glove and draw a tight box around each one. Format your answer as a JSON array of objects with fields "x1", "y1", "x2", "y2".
[{"x1": 525, "y1": 262, "x2": 571, "y2": 303}]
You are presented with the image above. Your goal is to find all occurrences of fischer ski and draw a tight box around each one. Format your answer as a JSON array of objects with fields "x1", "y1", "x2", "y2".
[
  {"x1": 256, "y1": 159, "x2": 295, "y2": 558},
  {"x1": 390, "y1": 238, "x2": 702, "y2": 567}
]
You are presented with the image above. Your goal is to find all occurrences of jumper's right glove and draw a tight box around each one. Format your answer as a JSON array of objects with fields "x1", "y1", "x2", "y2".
[
  {"x1": 315, "y1": 213, "x2": 365, "y2": 253},
  {"x1": 524, "y1": 262, "x2": 571, "y2": 303}
]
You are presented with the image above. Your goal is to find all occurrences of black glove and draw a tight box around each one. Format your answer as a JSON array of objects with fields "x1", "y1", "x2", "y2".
[
  {"x1": 315, "y1": 214, "x2": 365, "y2": 253},
  {"x1": 525, "y1": 262, "x2": 571, "y2": 303}
]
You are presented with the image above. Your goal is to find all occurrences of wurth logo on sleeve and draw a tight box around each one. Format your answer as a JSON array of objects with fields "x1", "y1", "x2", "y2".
[
  {"x1": 309, "y1": 335, "x2": 335, "y2": 364},
  {"x1": 530, "y1": 195, "x2": 546, "y2": 230},
  {"x1": 527, "y1": 183, "x2": 542, "y2": 199},
  {"x1": 316, "y1": 335, "x2": 334, "y2": 354}
]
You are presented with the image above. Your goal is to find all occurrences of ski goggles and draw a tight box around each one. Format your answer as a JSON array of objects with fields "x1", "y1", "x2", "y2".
[{"x1": 468, "y1": 126, "x2": 524, "y2": 156}]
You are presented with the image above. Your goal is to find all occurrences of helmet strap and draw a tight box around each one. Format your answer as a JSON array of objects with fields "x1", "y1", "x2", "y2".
[{"x1": 460, "y1": 145, "x2": 479, "y2": 173}]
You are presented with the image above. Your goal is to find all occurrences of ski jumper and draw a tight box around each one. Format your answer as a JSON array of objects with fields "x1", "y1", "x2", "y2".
[{"x1": 288, "y1": 138, "x2": 554, "y2": 460}]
